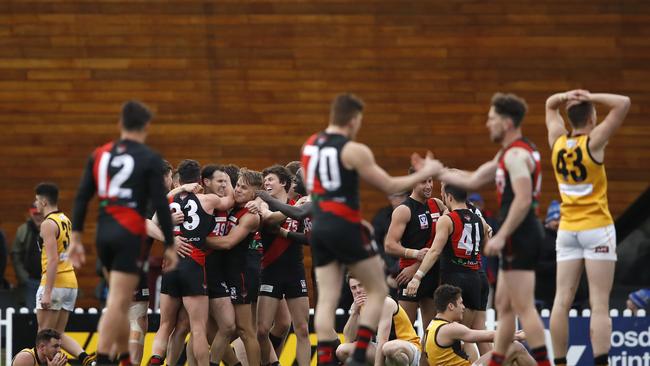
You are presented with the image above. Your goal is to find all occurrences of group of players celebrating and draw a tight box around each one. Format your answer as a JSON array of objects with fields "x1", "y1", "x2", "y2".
[{"x1": 13, "y1": 87, "x2": 630, "y2": 366}]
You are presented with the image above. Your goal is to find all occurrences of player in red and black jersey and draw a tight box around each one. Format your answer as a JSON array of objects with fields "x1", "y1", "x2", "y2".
[
  {"x1": 250, "y1": 165, "x2": 310, "y2": 366},
  {"x1": 438, "y1": 93, "x2": 550, "y2": 366},
  {"x1": 148, "y1": 160, "x2": 233, "y2": 366},
  {"x1": 204, "y1": 168, "x2": 264, "y2": 366},
  {"x1": 68, "y1": 101, "x2": 177, "y2": 366},
  {"x1": 406, "y1": 183, "x2": 491, "y2": 360},
  {"x1": 301, "y1": 94, "x2": 443, "y2": 366},
  {"x1": 384, "y1": 167, "x2": 446, "y2": 331}
]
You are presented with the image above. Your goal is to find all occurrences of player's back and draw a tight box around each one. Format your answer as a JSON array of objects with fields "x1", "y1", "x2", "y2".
[
  {"x1": 93, "y1": 139, "x2": 162, "y2": 221},
  {"x1": 442, "y1": 209, "x2": 484, "y2": 273},
  {"x1": 171, "y1": 192, "x2": 216, "y2": 255},
  {"x1": 551, "y1": 134, "x2": 612, "y2": 231},
  {"x1": 40, "y1": 211, "x2": 77, "y2": 288},
  {"x1": 302, "y1": 131, "x2": 360, "y2": 222},
  {"x1": 495, "y1": 137, "x2": 542, "y2": 220}
]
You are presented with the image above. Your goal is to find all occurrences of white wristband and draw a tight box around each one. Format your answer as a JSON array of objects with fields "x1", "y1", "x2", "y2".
[{"x1": 415, "y1": 270, "x2": 425, "y2": 279}]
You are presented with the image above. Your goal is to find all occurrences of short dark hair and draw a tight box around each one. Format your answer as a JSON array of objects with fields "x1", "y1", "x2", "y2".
[
  {"x1": 35, "y1": 182, "x2": 59, "y2": 205},
  {"x1": 223, "y1": 164, "x2": 241, "y2": 188},
  {"x1": 491, "y1": 93, "x2": 528, "y2": 128},
  {"x1": 238, "y1": 168, "x2": 263, "y2": 189},
  {"x1": 330, "y1": 93, "x2": 364, "y2": 126},
  {"x1": 161, "y1": 160, "x2": 172, "y2": 176},
  {"x1": 262, "y1": 165, "x2": 293, "y2": 193},
  {"x1": 443, "y1": 183, "x2": 467, "y2": 202},
  {"x1": 567, "y1": 101, "x2": 594, "y2": 129},
  {"x1": 285, "y1": 161, "x2": 301, "y2": 176},
  {"x1": 120, "y1": 100, "x2": 152, "y2": 131},
  {"x1": 201, "y1": 164, "x2": 225, "y2": 182},
  {"x1": 35, "y1": 328, "x2": 61, "y2": 346},
  {"x1": 433, "y1": 284, "x2": 462, "y2": 313},
  {"x1": 177, "y1": 159, "x2": 201, "y2": 184}
]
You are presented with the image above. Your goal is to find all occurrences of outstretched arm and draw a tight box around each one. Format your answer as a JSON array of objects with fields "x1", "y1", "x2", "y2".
[
  {"x1": 342, "y1": 142, "x2": 443, "y2": 195},
  {"x1": 437, "y1": 154, "x2": 499, "y2": 191}
]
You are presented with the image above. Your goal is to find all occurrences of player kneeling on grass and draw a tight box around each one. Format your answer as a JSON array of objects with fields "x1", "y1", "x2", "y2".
[{"x1": 337, "y1": 275, "x2": 422, "y2": 366}]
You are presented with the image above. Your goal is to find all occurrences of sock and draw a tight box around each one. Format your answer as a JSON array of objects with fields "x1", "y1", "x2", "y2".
[
  {"x1": 488, "y1": 352, "x2": 505, "y2": 366},
  {"x1": 317, "y1": 338, "x2": 341, "y2": 365},
  {"x1": 594, "y1": 353, "x2": 609, "y2": 365},
  {"x1": 554, "y1": 357, "x2": 567, "y2": 366},
  {"x1": 530, "y1": 346, "x2": 551, "y2": 366},
  {"x1": 269, "y1": 332, "x2": 284, "y2": 350},
  {"x1": 352, "y1": 325, "x2": 374, "y2": 362},
  {"x1": 117, "y1": 353, "x2": 132, "y2": 366},
  {"x1": 78, "y1": 352, "x2": 89, "y2": 364},
  {"x1": 96, "y1": 354, "x2": 113, "y2": 366},
  {"x1": 148, "y1": 355, "x2": 164, "y2": 366}
]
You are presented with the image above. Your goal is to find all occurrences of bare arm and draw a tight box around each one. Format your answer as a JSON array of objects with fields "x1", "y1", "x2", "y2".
[
  {"x1": 383, "y1": 205, "x2": 413, "y2": 258},
  {"x1": 146, "y1": 218, "x2": 165, "y2": 242},
  {"x1": 343, "y1": 304, "x2": 362, "y2": 343},
  {"x1": 545, "y1": 92, "x2": 570, "y2": 148},
  {"x1": 495, "y1": 148, "x2": 532, "y2": 239},
  {"x1": 206, "y1": 214, "x2": 259, "y2": 250},
  {"x1": 415, "y1": 215, "x2": 451, "y2": 277},
  {"x1": 41, "y1": 220, "x2": 59, "y2": 301},
  {"x1": 342, "y1": 142, "x2": 443, "y2": 195},
  {"x1": 204, "y1": 192, "x2": 235, "y2": 212},
  {"x1": 374, "y1": 298, "x2": 398, "y2": 366},
  {"x1": 405, "y1": 215, "x2": 451, "y2": 296},
  {"x1": 588, "y1": 93, "x2": 631, "y2": 153},
  {"x1": 440, "y1": 322, "x2": 495, "y2": 344},
  {"x1": 438, "y1": 154, "x2": 499, "y2": 191}
]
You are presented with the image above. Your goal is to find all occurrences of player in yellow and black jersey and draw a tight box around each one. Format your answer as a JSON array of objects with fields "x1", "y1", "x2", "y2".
[
  {"x1": 545, "y1": 90, "x2": 630, "y2": 366},
  {"x1": 34, "y1": 183, "x2": 94, "y2": 366}
]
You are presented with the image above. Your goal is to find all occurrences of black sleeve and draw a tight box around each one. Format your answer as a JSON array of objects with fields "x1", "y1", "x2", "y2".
[
  {"x1": 71, "y1": 155, "x2": 97, "y2": 231},
  {"x1": 286, "y1": 231, "x2": 308, "y2": 245},
  {"x1": 148, "y1": 154, "x2": 174, "y2": 247},
  {"x1": 266, "y1": 199, "x2": 311, "y2": 221}
]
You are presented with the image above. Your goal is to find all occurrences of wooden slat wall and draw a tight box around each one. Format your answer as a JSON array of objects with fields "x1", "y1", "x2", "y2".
[{"x1": 1, "y1": 1, "x2": 649, "y2": 307}]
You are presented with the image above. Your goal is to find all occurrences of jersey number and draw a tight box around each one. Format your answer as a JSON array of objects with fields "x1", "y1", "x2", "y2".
[
  {"x1": 556, "y1": 148, "x2": 587, "y2": 182},
  {"x1": 98, "y1": 152, "x2": 134, "y2": 199},
  {"x1": 303, "y1": 145, "x2": 341, "y2": 191},
  {"x1": 170, "y1": 200, "x2": 201, "y2": 231},
  {"x1": 458, "y1": 223, "x2": 480, "y2": 256}
]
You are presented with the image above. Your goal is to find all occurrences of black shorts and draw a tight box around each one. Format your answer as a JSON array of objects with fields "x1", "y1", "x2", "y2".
[
  {"x1": 161, "y1": 257, "x2": 207, "y2": 297},
  {"x1": 441, "y1": 270, "x2": 486, "y2": 311},
  {"x1": 225, "y1": 271, "x2": 252, "y2": 305},
  {"x1": 258, "y1": 268, "x2": 308, "y2": 300},
  {"x1": 245, "y1": 250, "x2": 262, "y2": 303},
  {"x1": 96, "y1": 219, "x2": 146, "y2": 274},
  {"x1": 310, "y1": 216, "x2": 376, "y2": 267},
  {"x1": 132, "y1": 270, "x2": 149, "y2": 302},
  {"x1": 398, "y1": 265, "x2": 439, "y2": 302},
  {"x1": 501, "y1": 215, "x2": 544, "y2": 271},
  {"x1": 206, "y1": 252, "x2": 230, "y2": 299}
]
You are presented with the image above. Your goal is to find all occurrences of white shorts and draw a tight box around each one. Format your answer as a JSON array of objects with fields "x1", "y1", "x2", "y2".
[
  {"x1": 556, "y1": 224, "x2": 617, "y2": 262},
  {"x1": 406, "y1": 342, "x2": 421, "y2": 366},
  {"x1": 36, "y1": 286, "x2": 78, "y2": 311}
]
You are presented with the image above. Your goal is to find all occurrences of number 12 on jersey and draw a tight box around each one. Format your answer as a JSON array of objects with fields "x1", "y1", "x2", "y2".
[
  {"x1": 97, "y1": 152, "x2": 134, "y2": 199},
  {"x1": 303, "y1": 145, "x2": 341, "y2": 191}
]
